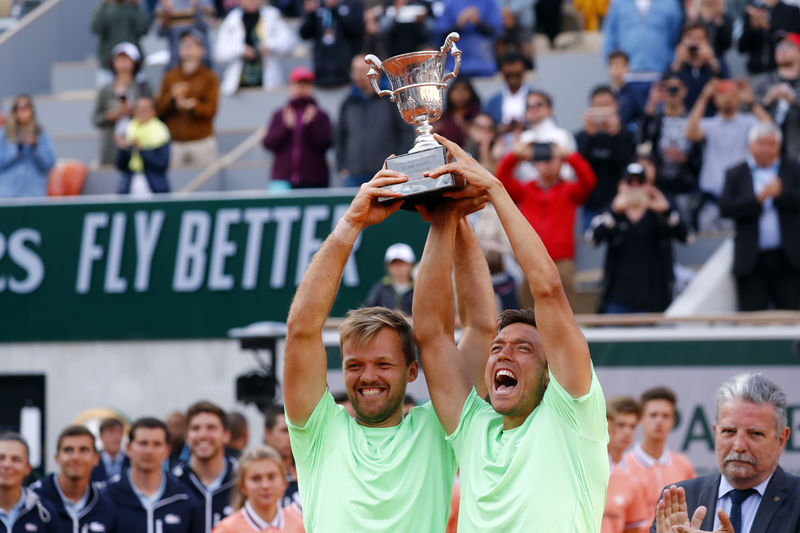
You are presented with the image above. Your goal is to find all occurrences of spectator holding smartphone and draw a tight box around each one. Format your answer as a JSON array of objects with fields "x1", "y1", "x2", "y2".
[
  {"x1": 739, "y1": 0, "x2": 800, "y2": 75},
  {"x1": 670, "y1": 21, "x2": 728, "y2": 115},
  {"x1": 754, "y1": 33, "x2": 800, "y2": 159}
]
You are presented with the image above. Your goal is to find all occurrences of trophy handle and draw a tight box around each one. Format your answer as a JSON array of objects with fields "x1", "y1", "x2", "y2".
[
  {"x1": 364, "y1": 54, "x2": 395, "y2": 101},
  {"x1": 440, "y1": 32, "x2": 462, "y2": 84}
]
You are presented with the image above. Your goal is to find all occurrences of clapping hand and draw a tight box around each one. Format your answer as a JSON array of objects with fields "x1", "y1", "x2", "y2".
[{"x1": 656, "y1": 486, "x2": 735, "y2": 533}]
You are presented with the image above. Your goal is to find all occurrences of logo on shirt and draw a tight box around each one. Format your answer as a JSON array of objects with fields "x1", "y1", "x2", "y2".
[
  {"x1": 164, "y1": 514, "x2": 181, "y2": 525},
  {"x1": 223, "y1": 506, "x2": 234, "y2": 516},
  {"x1": 88, "y1": 522, "x2": 106, "y2": 532},
  {"x1": 24, "y1": 524, "x2": 38, "y2": 532}
]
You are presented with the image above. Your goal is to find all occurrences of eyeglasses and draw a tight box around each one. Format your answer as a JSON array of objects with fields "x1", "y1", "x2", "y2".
[{"x1": 527, "y1": 101, "x2": 546, "y2": 109}]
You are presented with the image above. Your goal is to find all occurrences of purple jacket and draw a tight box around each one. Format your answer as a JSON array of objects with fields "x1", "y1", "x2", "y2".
[{"x1": 263, "y1": 96, "x2": 332, "y2": 188}]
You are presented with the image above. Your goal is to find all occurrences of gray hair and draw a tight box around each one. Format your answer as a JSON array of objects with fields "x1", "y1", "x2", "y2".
[
  {"x1": 748, "y1": 121, "x2": 783, "y2": 145},
  {"x1": 715, "y1": 373, "x2": 787, "y2": 433}
]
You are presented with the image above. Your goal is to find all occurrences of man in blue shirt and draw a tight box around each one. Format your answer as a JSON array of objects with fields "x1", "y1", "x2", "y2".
[{"x1": 34, "y1": 425, "x2": 118, "y2": 533}]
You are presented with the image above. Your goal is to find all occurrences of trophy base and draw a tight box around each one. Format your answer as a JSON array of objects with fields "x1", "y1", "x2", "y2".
[{"x1": 378, "y1": 146, "x2": 464, "y2": 210}]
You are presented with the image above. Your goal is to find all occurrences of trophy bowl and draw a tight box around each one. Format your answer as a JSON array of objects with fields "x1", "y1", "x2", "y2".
[{"x1": 365, "y1": 33, "x2": 464, "y2": 207}]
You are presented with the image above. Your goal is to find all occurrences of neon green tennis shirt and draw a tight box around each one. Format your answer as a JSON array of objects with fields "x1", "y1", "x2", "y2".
[
  {"x1": 447, "y1": 368, "x2": 609, "y2": 532},
  {"x1": 287, "y1": 391, "x2": 456, "y2": 533}
]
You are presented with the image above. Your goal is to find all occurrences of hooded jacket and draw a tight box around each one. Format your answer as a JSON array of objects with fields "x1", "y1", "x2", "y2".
[
  {"x1": 172, "y1": 457, "x2": 237, "y2": 533},
  {"x1": 32, "y1": 474, "x2": 117, "y2": 533},
  {"x1": 0, "y1": 488, "x2": 60, "y2": 533}
]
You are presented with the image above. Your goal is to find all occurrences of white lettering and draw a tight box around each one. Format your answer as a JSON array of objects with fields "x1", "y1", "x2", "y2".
[
  {"x1": 134, "y1": 210, "x2": 165, "y2": 292},
  {"x1": 8, "y1": 229, "x2": 44, "y2": 294},
  {"x1": 270, "y1": 207, "x2": 301, "y2": 288},
  {"x1": 296, "y1": 205, "x2": 330, "y2": 285},
  {"x1": 208, "y1": 208, "x2": 241, "y2": 291},
  {"x1": 0, "y1": 232, "x2": 5, "y2": 292},
  {"x1": 76, "y1": 213, "x2": 109, "y2": 294},
  {"x1": 333, "y1": 204, "x2": 361, "y2": 287},
  {"x1": 242, "y1": 208, "x2": 271, "y2": 290},
  {"x1": 104, "y1": 213, "x2": 127, "y2": 293},
  {"x1": 173, "y1": 211, "x2": 211, "y2": 292}
]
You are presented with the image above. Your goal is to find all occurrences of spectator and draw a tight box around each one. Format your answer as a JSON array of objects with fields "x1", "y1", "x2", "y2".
[
  {"x1": 588, "y1": 160, "x2": 690, "y2": 313},
  {"x1": 670, "y1": 21, "x2": 728, "y2": 116},
  {"x1": 211, "y1": 446, "x2": 304, "y2": 533},
  {"x1": 173, "y1": 402, "x2": 236, "y2": 533},
  {"x1": 262, "y1": 67, "x2": 332, "y2": 189},
  {"x1": 299, "y1": 0, "x2": 365, "y2": 87},
  {"x1": 93, "y1": 42, "x2": 151, "y2": 167},
  {"x1": 576, "y1": 85, "x2": 636, "y2": 228},
  {"x1": 156, "y1": 30, "x2": 220, "y2": 168},
  {"x1": 754, "y1": 33, "x2": 800, "y2": 159},
  {"x1": 0, "y1": 95, "x2": 55, "y2": 198},
  {"x1": 686, "y1": 79, "x2": 771, "y2": 231},
  {"x1": 607, "y1": 50, "x2": 645, "y2": 130},
  {"x1": 639, "y1": 72, "x2": 702, "y2": 224},
  {"x1": 115, "y1": 96, "x2": 171, "y2": 195},
  {"x1": 156, "y1": 0, "x2": 215, "y2": 70},
  {"x1": 166, "y1": 411, "x2": 189, "y2": 469},
  {"x1": 337, "y1": 54, "x2": 414, "y2": 186},
  {"x1": 496, "y1": 0, "x2": 535, "y2": 68},
  {"x1": 719, "y1": 122, "x2": 800, "y2": 311},
  {"x1": 435, "y1": 79, "x2": 482, "y2": 148},
  {"x1": 738, "y1": 0, "x2": 800, "y2": 76},
  {"x1": 485, "y1": 248, "x2": 518, "y2": 311},
  {"x1": 32, "y1": 426, "x2": 118, "y2": 533},
  {"x1": 689, "y1": 0, "x2": 733, "y2": 63},
  {"x1": 495, "y1": 138, "x2": 596, "y2": 308},
  {"x1": 604, "y1": 397, "x2": 649, "y2": 533},
  {"x1": 624, "y1": 387, "x2": 696, "y2": 526},
  {"x1": 90, "y1": 0, "x2": 150, "y2": 84},
  {"x1": 602, "y1": 0, "x2": 683, "y2": 118},
  {"x1": 463, "y1": 113, "x2": 498, "y2": 172},
  {"x1": 485, "y1": 52, "x2": 532, "y2": 129},
  {"x1": 91, "y1": 417, "x2": 129, "y2": 482},
  {"x1": 652, "y1": 373, "x2": 800, "y2": 533},
  {"x1": 0, "y1": 433, "x2": 59, "y2": 533},
  {"x1": 507, "y1": 90, "x2": 576, "y2": 175},
  {"x1": 364, "y1": 242, "x2": 416, "y2": 316},
  {"x1": 436, "y1": 0, "x2": 503, "y2": 78},
  {"x1": 363, "y1": 4, "x2": 389, "y2": 59},
  {"x1": 225, "y1": 413, "x2": 248, "y2": 459},
  {"x1": 215, "y1": 0, "x2": 296, "y2": 95},
  {"x1": 378, "y1": 0, "x2": 432, "y2": 57},
  {"x1": 103, "y1": 418, "x2": 202, "y2": 533},
  {"x1": 262, "y1": 405, "x2": 299, "y2": 511}
]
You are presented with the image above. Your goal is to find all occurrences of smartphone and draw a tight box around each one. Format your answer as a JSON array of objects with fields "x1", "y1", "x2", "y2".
[{"x1": 532, "y1": 143, "x2": 553, "y2": 162}]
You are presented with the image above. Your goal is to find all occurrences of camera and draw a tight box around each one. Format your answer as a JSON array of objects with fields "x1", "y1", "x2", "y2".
[
  {"x1": 687, "y1": 44, "x2": 699, "y2": 56},
  {"x1": 666, "y1": 85, "x2": 681, "y2": 96},
  {"x1": 625, "y1": 162, "x2": 645, "y2": 185},
  {"x1": 532, "y1": 142, "x2": 553, "y2": 161}
]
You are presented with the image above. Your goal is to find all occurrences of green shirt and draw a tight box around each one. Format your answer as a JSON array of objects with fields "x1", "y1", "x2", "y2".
[
  {"x1": 447, "y1": 368, "x2": 609, "y2": 532},
  {"x1": 287, "y1": 391, "x2": 456, "y2": 533}
]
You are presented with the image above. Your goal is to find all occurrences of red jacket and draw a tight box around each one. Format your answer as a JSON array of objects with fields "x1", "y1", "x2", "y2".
[{"x1": 496, "y1": 152, "x2": 596, "y2": 260}]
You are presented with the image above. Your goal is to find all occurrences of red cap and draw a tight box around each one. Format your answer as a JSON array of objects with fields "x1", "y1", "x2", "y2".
[
  {"x1": 716, "y1": 80, "x2": 738, "y2": 93},
  {"x1": 289, "y1": 66, "x2": 315, "y2": 84},
  {"x1": 783, "y1": 33, "x2": 800, "y2": 49}
]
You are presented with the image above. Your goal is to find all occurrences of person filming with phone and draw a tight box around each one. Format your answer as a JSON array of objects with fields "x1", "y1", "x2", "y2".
[{"x1": 496, "y1": 135, "x2": 596, "y2": 309}]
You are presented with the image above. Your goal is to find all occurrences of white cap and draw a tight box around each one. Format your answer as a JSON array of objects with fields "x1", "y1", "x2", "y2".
[
  {"x1": 384, "y1": 243, "x2": 416, "y2": 264},
  {"x1": 112, "y1": 42, "x2": 141, "y2": 63}
]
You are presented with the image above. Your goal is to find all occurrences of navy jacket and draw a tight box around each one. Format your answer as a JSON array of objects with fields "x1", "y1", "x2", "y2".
[
  {"x1": 0, "y1": 489, "x2": 61, "y2": 533},
  {"x1": 102, "y1": 472, "x2": 202, "y2": 533},
  {"x1": 90, "y1": 455, "x2": 130, "y2": 484},
  {"x1": 32, "y1": 474, "x2": 117, "y2": 533},
  {"x1": 172, "y1": 457, "x2": 237, "y2": 533}
]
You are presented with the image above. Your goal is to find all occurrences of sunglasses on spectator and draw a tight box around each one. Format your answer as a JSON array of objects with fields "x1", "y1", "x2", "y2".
[{"x1": 14, "y1": 102, "x2": 31, "y2": 111}]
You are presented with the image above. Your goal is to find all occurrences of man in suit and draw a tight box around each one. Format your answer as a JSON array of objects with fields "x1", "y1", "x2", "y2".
[
  {"x1": 720, "y1": 122, "x2": 800, "y2": 311},
  {"x1": 652, "y1": 372, "x2": 800, "y2": 533}
]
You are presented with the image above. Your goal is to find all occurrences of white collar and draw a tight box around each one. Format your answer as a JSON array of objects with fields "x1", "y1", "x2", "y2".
[
  {"x1": 632, "y1": 441, "x2": 671, "y2": 467},
  {"x1": 717, "y1": 472, "x2": 774, "y2": 500},
  {"x1": 243, "y1": 500, "x2": 283, "y2": 531}
]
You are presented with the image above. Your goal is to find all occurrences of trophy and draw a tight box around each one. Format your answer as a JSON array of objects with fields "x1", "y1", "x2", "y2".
[{"x1": 365, "y1": 32, "x2": 464, "y2": 207}]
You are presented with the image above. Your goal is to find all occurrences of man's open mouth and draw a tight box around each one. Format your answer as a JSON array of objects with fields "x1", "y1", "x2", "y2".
[{"x1": 494, "y1": 369, "x2": 518, "y2": 393}]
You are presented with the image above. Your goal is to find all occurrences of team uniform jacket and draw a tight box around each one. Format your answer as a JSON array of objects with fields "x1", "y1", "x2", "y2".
[
  {"x1": 0, "y1": 488, "x2": 61, "y2": 533},
  {"x1": 172, "y1": 457, "x2": 237, "y2": 533},
  {"x1": 102, "y1": 473, "x2": 202, "y2": 533},
  {"x1": 32, "y1": 474, "x2": 118, "y2": 533}
]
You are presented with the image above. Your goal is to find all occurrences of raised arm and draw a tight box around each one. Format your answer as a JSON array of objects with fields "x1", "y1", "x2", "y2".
[
  {"x1": 284, "y1": 171, "x2": 407, "y2": 426},
  {"x1": 431, "y1": 134, "x2": 592, "y2": 398},
  {"x1": 454, "y1": 218, "x2": 496, "y2": 398},
  {"x1": 413, "y1": 200, "x2": 486, "y2": 434}
]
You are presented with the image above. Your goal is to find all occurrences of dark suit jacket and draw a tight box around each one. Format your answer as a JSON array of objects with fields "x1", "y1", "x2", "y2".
[
  {"x1": 649, "y1": 466, "x2": 800, "y2": 533},
  {"x1": 719, "y1": 159, "x2": 800, "y2": 276}
]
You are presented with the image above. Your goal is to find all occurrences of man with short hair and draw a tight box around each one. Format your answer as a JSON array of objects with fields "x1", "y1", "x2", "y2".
[
  {"x1": 653, "y1": 373, "x2": 800, "y2": 532},
  {"x1": 103, "y1": 417, "x2": 202, "y2": 533},
  {"x1": 754, "y1": 33, "x2": 800, "y2": 160},
  {"x1": 173, "y1": 402, "x2": 236, "y2": 533},
  {"x1": 0, "y1": 433, "x2": 60, "y2": 533},
  {"x1": 719, "y1": 122, "x2": 800, "y2": 311},
  {"x1": 91, "y1": 418, "x2": 129, "y2": 482},
  {"x1": 670, "y1": 21, "x2": 728, "y2": 114},
  {"x1": 284, "y1": 166, "x2": 495, "y2": 532},
  {"x1": 225, "y1": 413, "x2": 248, "y2": 458},
  {"x1": 33, "y1": 425, "x2": 118, "y2": 533},
  {"x1": 414, "y1": 133, "x2": 609, "y2": 531},
  {"x1": 485, "y1": 52, "x2": 533, "y2": 128},
  {"x1": 626, "y1": 387, "x2": 696, "y2": 526},
  {"x1": 604, "y1": 397, "x2": 649, "y2": 533}
]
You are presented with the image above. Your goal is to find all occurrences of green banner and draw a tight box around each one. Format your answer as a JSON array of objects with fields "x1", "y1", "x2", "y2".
[{"x1": 0, "y1": 194, "x2": 429, "y2": 342}]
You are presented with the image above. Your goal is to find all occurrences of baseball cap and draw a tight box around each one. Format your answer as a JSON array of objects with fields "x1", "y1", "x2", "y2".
[
  {"x1": 112, "y1": 42, "x2": 141, "y2": 63},
  {"x1": 180, "y1": 28, "x2": 205, "y2": 45},
  {"x1": 782, "y1": 32, "x2": 800, "y2": 49},
  {"x1": 384, "y1": 243, "x2": 416, "y2": 264},
  {"x1": 289, "y1": 66, "x2": 315, "y2": 84}
]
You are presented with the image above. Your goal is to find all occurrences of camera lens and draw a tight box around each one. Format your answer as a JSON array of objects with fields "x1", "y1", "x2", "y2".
[{"x1": 667, "y1": 86, "x2": 680, "y2": 96}]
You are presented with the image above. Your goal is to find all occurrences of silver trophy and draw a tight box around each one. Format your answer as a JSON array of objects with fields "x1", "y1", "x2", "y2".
[{"x1": 365, "y1": 32, "x2": 464, "y2": 207}]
